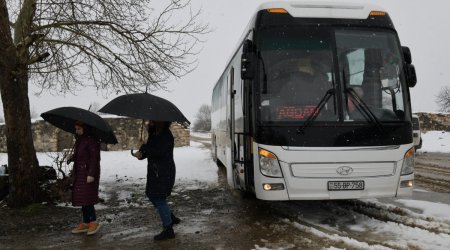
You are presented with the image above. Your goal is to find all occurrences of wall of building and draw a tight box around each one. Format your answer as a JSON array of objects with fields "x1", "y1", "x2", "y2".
[{"x1": 0, "y1": 118, "x2": 190, "y2": 152}]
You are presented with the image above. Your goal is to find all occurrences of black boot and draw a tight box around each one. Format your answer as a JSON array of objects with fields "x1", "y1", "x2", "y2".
[
  {"x1": 154, "y1": 226, "x2": 175, "y2": 241},
  {"x1": 171, "y1": 212, "x2": 181, "y2": 226}
]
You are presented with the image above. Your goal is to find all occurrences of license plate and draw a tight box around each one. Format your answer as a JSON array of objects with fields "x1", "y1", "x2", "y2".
[{"x1": 328, "y1": 181, "x2": 364, "y2": 191}]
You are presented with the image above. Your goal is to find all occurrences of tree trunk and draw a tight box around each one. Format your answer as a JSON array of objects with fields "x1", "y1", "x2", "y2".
[
  {"x1": 0, "y1": 70, "x2": 41, "y2": 208},
  {"x1": 0, "y1": 0, "x2": 40, "y2": 208}
]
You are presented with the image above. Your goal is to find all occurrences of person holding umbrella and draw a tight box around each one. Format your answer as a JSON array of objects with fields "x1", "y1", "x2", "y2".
[
  {"x1": 41, "y1": 106, "x2": 117, "y2": 236},
  {"x1": 99, "y1": 92, "x2": 188, "y2": 240},
  {"x1": 69, "y1": 121, "x2": 102, "y2": 235},
  {"x1": 132, "y1": 120, "x2": 181, "y2": 241}
]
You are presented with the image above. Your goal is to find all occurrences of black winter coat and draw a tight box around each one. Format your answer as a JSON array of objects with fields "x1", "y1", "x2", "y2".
[{"x1": 139, "y1": 128, "x2": 176, "y2": 198}]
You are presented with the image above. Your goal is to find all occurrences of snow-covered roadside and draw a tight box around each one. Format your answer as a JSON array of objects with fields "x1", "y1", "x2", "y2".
[
  {"x1": 0, "y1": 141, "x2": 219, "y2": 209},
  {"x1": 190, "y1": 131, "x2": 211, "y2": 139},
  {"x1": 95, "y1": 141, "x2": 218, "y2": 207},
  {"x1": 417, "y1": 130, "x2": 450, "y2": 153},
  {"x1": 99, "y1": 141, "x2": 217, "y2": 184},
  {"x1": 0, "y1": 141, "x2": 218, "y2": 185}
]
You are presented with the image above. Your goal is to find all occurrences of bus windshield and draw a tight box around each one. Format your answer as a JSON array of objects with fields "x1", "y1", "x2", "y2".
[{"x1": 258, "y1": 26, "x2": 408, "y2": 124}]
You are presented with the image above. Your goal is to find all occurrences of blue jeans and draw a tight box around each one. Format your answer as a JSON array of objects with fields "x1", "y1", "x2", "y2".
[
  {"x1": 82, "y1": 205, "x2": 96, "y2": 223},
  {"x1": 149, "y1": 197, "x2": 172, "y2": 227}
]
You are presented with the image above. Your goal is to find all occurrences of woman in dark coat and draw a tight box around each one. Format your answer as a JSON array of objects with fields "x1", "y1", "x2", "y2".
[
  {"x1": 70, "y1": 121, "x2": 102, "y2": 235},
  {"x1": 133, "y1": 120, "x2": 180, "y2": 241}
]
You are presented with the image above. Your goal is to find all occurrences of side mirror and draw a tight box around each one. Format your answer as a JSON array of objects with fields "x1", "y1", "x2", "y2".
[
  {"x1": 406, "y1": 64, "x2": 417, "y2": 88},
  {"x1": 402, "y1": 46, "x2": 412, "y2": 64},
  {"x1": 402, "y1": 46, "x2": 416, "y2": 87},
  {"x1": 241, "y1": 40, "x2": 256, "y2": 80}
]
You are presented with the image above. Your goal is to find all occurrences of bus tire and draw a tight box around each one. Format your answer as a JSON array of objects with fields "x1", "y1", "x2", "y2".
[{"x1": 239, "y1": 188, "x2": 256, "y2": 200}]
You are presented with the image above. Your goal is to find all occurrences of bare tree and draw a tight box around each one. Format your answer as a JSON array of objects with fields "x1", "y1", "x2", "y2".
[
  {"x1": 193, "y1": 104, "x2": 211, "y2": 132},
  {"x1": 0, "y1": 0, "x2": 207, "y2": 207},
  {"x1": 436, "y1": 86, "x2": 450, "y2": 113}
]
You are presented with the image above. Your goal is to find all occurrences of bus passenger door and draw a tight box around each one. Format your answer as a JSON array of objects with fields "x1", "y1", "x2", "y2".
[
  {"x1": 233, "y1": 66, "x2": 254, "y2": 190},
  {"x1": 229, "y1": 67, "x2": 240, "y2": 189},
  {"x1": 233, "y1": 38, "x2": 256, "y2": 192}
]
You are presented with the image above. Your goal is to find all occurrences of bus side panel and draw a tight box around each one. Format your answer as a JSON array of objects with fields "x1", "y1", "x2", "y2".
[
  {"x1": 211, "y1": 61, "x2": 239, "y2": 189},
  {"x1": 211, "y1": 72, "x2": 233, "y2": 182}
]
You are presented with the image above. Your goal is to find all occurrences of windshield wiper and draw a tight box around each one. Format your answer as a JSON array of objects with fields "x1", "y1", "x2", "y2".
[
  {"x1": 347, "y1": 88, "x2": 384, "y2": 132},
  {"x1": 297, "y1": 88, "x2": 335, "y2": 135}
]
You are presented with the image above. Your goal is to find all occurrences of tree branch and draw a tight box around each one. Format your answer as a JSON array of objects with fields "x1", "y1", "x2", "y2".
[
  {"x1": 22, "y1": 0, "x2": 208, "y2": 94},
  {"x1": 27, "y1": 51, "x2": 49, "y2": 65}
]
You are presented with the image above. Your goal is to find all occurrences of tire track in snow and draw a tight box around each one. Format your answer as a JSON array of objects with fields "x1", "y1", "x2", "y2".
[
  {"x1": 339, "y1": 200, "x2": 450, "y2": 235},
  {"x1": 266, "y1": 201, "x2": 396, "y2": 249},
  {"x1": 268, "y1": 200, "x2": 450, "y2": 250},
  {"x1": 415, "y1": 161, "x2": 450, "y2": 193}
]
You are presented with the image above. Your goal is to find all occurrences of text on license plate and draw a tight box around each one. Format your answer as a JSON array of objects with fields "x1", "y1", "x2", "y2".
[{"x1": 328, "y1": 181, "x2": 364, "y2": 191}]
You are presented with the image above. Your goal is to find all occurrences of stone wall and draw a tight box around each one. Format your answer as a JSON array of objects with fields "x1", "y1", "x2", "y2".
[
  {"x1": 0, "y1": 118, "x2": 190, "y2": 152},
  {"x1": 416, "y1": 112, "x2": 450, "y2": 132}
]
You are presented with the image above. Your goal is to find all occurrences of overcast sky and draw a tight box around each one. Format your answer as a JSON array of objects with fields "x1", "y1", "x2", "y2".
[{"x1": 1, "y1": 0, "x2": 449, "y2": 122}]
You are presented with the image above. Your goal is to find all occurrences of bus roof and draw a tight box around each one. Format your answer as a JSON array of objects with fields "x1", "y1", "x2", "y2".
[{"x1": 256, "y1": 1, "x2": 385, "y2": 19}]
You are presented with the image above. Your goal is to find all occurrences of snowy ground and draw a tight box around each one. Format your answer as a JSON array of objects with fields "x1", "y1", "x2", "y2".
[
  {"x1": 1, "y1": 132, "x2": 450, "y2": 249},
  {"x1": 418, "y1": 130, "x2": 450, "y2": 154},
  {"x1": 190, "y1": 131, "x2": 212, "y2": 139}
]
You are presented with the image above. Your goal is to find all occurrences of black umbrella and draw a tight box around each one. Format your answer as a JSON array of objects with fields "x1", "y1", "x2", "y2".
[
  {"x1": 98, "y1": 93, "x2": 190, "y2": 126},
  {"x1": 41, "y1": 107, "x2": 118, "y2": 144}
]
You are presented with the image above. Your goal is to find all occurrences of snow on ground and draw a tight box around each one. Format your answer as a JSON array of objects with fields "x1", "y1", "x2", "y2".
[
  {"x1": 417, "y1": 130, "x2": 450, "y2": 153},
  {"x1": 1, "y1": 140, "x2": 218, "y2": 186},
  {"x1": 291, "y1": 197, "x2": 450, "y2": 249},
  {"x1": 287, "y1": 219, "x2": 391, "y2": 250},
  {"x1": 395, "y1": 199, "x2": 450, "y2": 221},
  {"x1": 190, "y1": 131, "x2": 211, "y2": 139},
  {"x1": 355, "y1": 217, "x2": 450, "y2": 249},
  {"x1": 0, "y1": 140, "x2": 218, "y2": 208},
  {"x1": 104, "y1": 142, "x2": 217, "y2": 185}
]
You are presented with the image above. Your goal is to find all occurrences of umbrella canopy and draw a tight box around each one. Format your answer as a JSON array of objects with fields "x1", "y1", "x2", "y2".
[
  {"x1": 99, "y1": 93, "x2": 190, "y2": 126},
  {"x1": 41, "y1": 107, "x2": 118, "y2": 144}
]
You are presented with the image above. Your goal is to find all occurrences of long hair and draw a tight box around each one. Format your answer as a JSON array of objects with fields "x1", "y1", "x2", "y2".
[{"x1": 149, "y1": 121, "x2": 171, "y2": 135}]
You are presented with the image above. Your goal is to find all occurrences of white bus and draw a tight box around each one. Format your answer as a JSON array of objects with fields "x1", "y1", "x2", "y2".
[{"x1": 211, "y1": 1, "x2": 417, "y2": 200}]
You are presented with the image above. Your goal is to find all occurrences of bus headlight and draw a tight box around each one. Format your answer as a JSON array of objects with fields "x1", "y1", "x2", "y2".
[
  {"x1": 400, "y1": 147, "x2": 414, "y2": 175},
  {"x1": 259, "y1": 148, "x2": 282, "y2": 177}
]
